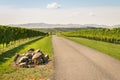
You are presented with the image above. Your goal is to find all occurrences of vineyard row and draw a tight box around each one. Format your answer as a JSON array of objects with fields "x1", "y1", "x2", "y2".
[
  {"x1": 61, "y1": 28, "x2": 120, "y2": 44},
  {"x1": 0, "y1": 26, "x2": 47, "y2": 46}
]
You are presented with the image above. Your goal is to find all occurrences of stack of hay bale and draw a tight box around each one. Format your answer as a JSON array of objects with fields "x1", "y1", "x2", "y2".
[{"x1": 13, "y1": 48, "x2": 49, "y2": 68}]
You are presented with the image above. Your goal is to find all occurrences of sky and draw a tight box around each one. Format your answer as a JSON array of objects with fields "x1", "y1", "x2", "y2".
[{"x1": 0, "y1": 0, "x2": 120, "y2": 25}]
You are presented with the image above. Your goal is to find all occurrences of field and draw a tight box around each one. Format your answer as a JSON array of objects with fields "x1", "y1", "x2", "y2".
[
  {"x1": 33, "y1": 28, "x2": 83, "y2": 33},
  {"x1": 61, "y1": 28, "x2": 120, "y2": 44},
  {"x1": 0, "y1": 36, "x2": 53, "y2": 80},
  {"x1": 1, "y1": 26, "x2": 120, "y2": 80}
]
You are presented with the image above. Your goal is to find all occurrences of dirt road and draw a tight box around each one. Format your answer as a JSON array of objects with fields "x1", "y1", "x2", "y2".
[{"x1": 52, "y1": 35, "x2": 120, "y2": 80}]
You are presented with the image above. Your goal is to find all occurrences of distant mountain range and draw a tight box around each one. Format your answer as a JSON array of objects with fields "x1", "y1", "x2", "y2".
[{"x1": 9, "y1": 23, "x2": 120, "y2": 28}]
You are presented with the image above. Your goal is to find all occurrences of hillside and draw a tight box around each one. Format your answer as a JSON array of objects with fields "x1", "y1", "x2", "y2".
[{"x1": 9, "y1": 23, "x2": 111, "y2": 28}]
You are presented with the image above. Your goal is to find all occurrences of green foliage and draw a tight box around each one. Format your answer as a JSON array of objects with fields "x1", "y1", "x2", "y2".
[
  {"x1": 0, "y1": 25, "x2": 48, "y2": 45},
  {"x1": 33, "y1": 28, "x2": 84, "y2": 33},
  {"x1": 61, "y1": 28, "x2": 120, "y2": 44}
]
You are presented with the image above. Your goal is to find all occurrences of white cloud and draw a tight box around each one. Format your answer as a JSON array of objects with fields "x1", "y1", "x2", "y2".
[
  {"x1": 0, "y1": 6, "x2": 120, "y2": 25},
  {"x1": 47, "y1": 2, "x2": 61, "y2": 9},
  {"x1": 89, "y1": 12, "x2": 96, "y2": 17}
]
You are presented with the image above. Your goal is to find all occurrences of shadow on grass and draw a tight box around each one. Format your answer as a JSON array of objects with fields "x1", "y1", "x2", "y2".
[{"x1": 0, "y1": 37, "x2": 43, "y2": 64}]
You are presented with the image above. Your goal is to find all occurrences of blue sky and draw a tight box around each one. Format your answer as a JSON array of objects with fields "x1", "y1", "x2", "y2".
[
  {"x1": 0, "y1": 0, "x2": 120, "y2": 8},
  {"x1": 0, "y1": 0, "x2": 120, "y2": 25}
]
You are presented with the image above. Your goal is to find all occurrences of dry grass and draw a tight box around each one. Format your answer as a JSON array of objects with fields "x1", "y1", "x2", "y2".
[{"x1": 0, "y1": 60, "x2": 53, "y2": 80}]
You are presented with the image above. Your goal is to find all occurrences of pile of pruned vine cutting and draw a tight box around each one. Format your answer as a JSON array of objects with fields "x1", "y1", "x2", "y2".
[{"x1": 13, "y1": 48, "x2": 49, "y2": 68}]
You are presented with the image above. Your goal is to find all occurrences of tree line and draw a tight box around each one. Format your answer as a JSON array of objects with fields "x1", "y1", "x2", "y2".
[
  {"x1": 61, "y1": 28, "x2": 120, "y2": 44},
  {"x1": 0, "y1": 25, "x2": 48, "y2": 47}
]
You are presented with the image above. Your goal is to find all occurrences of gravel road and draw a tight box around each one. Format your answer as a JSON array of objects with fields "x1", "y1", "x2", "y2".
[{"x1": 52, "y1": 35, "x2": 120, "y2": 80}]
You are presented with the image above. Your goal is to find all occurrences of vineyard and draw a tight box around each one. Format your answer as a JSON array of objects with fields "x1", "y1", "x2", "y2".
[
  {"x1": 0, "y1": 26, "x2": 53, "y2": 80},
  {"x1": 0, "y1": 25, "x2": 47, "y2": 49},
  {"x1": 61, "y1": 28, "x2": 120, "y2": 44}
]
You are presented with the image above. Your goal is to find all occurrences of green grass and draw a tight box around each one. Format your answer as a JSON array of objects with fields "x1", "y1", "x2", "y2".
[
  {"x1": 18, "y1": 36, "x2": 53, "y2": 57},
  {"x1": 0, "y1": 37, "x2": 43, "y2": 74},
  {"x1": 67, "y1": 37, "x2": 120, "y2": 60},
  {"x1": 0, "y1": 37, "x2": 40, "y2": 54},
  {"x1": 0, "y1": 36, "x2": 53, "y2": 80}
]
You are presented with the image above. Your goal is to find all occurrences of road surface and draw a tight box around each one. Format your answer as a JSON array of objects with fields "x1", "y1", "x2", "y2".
[{"x1": 52, "y1": 35, "x2": 120, "y2": 80}]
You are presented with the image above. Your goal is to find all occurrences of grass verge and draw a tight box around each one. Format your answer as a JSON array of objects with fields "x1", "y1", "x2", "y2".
[
  {"x1": 66, "y1": 37, "x2": 120, "y2": 60},
  {"x1": 0, "y1": 37, "x2": 40, "y2": 54},
  {"x1": 0, "y1": 36, "x2": 53, "y2": 80}
]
